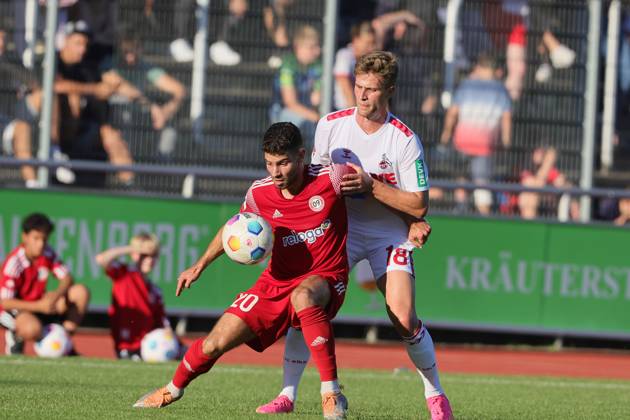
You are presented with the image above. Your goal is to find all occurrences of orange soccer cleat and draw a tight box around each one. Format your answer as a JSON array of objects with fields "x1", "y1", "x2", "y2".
[
  {"x1": 321, "y1": 391, "x2": 348, "y2": 420},
  {"x1": 133, "y1": 386, "x2": 180, "y2": 408}
]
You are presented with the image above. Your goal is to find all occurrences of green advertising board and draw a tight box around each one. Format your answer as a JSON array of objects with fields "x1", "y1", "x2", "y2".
[{"x1": 1, "y1": 189, "x2": 629, "y2": 338}]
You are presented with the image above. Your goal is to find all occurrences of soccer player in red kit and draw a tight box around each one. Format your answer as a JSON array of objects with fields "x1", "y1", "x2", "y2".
[
  {"x1": 0, "y1": 213, "x2": 90, "y2": 355},
  {"x1": 95, "y1": 232, "x2": 174, "y2": 360},
  {"x1": 134, "y1": 122, "x2": 352, "y2": 420}
]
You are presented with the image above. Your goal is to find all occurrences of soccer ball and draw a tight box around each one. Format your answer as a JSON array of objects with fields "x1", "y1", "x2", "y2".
[
  {"x1": 140, "y1": 328, "x2": 180, "y2": 362},
  {"x1": 34, "y1": 324, "x2": 72, "y2": 358},
  {"x1": 221, "y1": 212, "x2": 273, "y2": 265}
]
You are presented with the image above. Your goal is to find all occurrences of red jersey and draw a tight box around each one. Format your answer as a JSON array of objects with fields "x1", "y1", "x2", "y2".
[
  {"x1": 521, "y1": 167, "x2": 561, "y2": 185},
  {"x1": 0, "y1": 245, "x2": 70, "y2": 311},
  {"x1": 105, "y1": 261, "x2": 167, "y2": 351},
  {"x1": 242, "y1": 164, "x2": 350, "y2": 283}
]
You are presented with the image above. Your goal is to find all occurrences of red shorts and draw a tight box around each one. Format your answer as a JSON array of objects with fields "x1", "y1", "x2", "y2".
[{"x1": 224, "y1": 271, "x2": 347, "y2": 352}]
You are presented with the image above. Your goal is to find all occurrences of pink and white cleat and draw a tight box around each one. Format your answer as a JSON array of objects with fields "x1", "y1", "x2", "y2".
[
  {"x1": 426, "y1": 394, "x2": 454, "y2": 420},
  {"x1": 256, "y1": 395, "x2": 294, "y2": 414}
]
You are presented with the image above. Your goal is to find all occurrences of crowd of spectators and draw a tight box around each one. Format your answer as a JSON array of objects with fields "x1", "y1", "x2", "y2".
[{"x1": 0, "y1": 0, "x2": 629, "y2": 224}]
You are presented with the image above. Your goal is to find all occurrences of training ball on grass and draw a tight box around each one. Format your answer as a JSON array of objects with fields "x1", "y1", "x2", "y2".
[
  {"x1": 222, "y1": 212, "x2": 273, "y2": 265},
  {"x1": 34, "y1": 324, "x2": 72, "y2": 358},
  {"x1": 140, "y1": 328, "x2": 180, "y2": 362}
]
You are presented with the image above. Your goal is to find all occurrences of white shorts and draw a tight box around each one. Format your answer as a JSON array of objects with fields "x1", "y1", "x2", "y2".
[{"x1": 347, "y1": 231, "x2": 415, "y2": 280}]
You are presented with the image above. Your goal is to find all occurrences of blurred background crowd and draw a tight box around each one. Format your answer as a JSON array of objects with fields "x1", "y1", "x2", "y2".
[{"x1": 1, "y1": 0, "x2": 629, "y2": 223}]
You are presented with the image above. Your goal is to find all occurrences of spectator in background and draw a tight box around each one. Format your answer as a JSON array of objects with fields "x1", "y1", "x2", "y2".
[
  {"x1": 114, "y1": 33, "x2": 187, "y2": 159},
  {"x1": 0, "y1": 28, "x2": 38, "y2": 187},
  {"x1": 169, "y1": 0, "x2": 248, "y2": 66},
  {"x1": 0, "y1": 213, "x2": 90, "y2": 355},
  {"x1": 270, "y1": 25, "x2": 322, "y2": 148},
  {"x1": 95, "y1": 232, "x2": 182, "y2": 360},
  {"x1": 440, "y1": 54, "x2": 512, "y2": 215},
  {"x1": 53, "y1": 21, "x2": 134, "y2": 186},
  {"x1": 479, "y1": 1, "x2": 576, "y2": 98},
  {"x1": 614, "y1": 196, "x2": 630, "y2": 226},
  {"x1": 333, "y1": 21, "x2": 377, "y2": 110},
  {"x1": 518, "y1": 146, "x2": 571, "y2": 220},
  {"x1": 263, "y1": 0, "x2": 295, "y2": 68},
  {"x1": 67, "y1": 0, "x2": 117, "y2": 74},
  {"x1": 371, "y1": 2, "x2": 425, "y2": 52},
  {"x1": 615, "y1": 15, "x2": 630, "y2": 151}
]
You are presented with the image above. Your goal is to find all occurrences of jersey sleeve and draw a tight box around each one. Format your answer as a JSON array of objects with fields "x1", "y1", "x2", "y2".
[
  {"x1": 312, "y1": 118, "x2": 332, "y2": 165},
  {"x1": 240, "y1": 185, "x2": 261, "y2": 215},
  {"x1": 328, "y1": 163, "x2": 355, "y2": 197},
  {"x1": 398, "y1": 134, "x2": 430, "y2": 192},
  {"x1": 0, "y1": 270, "x2": 17, "y2": 300},
  {"x1": 105, "y1": 261, "x2": 128, "y2": 282},
  {"x1": 45, "y1": 246, "x2": 70, "y2": 279}
]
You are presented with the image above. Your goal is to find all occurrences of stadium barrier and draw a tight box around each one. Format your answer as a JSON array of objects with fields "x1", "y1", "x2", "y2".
[{"x1": 2, "y1": 187, "x2": 629, "y2": 340}]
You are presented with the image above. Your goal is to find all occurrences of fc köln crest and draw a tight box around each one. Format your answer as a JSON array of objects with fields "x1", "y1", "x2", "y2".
[{"x1": 379, "y1": 154, "x2": 392, "y2": 170}]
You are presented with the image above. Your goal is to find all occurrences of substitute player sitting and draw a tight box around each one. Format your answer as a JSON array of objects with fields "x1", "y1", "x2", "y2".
[
  {"x1": 134, "y1": 122, "x2": 353, "y2": 420},
  {"x1": 0, "y1": 213, "x2": 90, "y2": 355},
  {"x1": 95, "y1": 232, "x2": 178, "y2": 360}
]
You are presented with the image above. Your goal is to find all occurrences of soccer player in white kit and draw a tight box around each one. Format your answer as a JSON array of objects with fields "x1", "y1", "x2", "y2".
[{"x1": 256, "y1": 51, "x2": 453, "y2": 420}]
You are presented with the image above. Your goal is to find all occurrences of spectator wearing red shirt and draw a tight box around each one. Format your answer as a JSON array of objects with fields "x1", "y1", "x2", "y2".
[
  {"x1": 0, "y1": 213, "x2": 90, "y2": 355},
  {"x1": 95, "y1": 232, "x2": 174, "y2": 360},
  {"x1": 519, "y1": 146, "x2": 570, "y2": 219}
]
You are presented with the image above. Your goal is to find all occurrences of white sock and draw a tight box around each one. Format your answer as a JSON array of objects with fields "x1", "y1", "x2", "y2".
[
  {"x1": 278, "y1": 327, "x2": 310, "y2": 402},
  {"x1": 320, "y1": 379, "x2": 340, "y2": 395},
  {"x1": 166, "y1": 381, "x2": 184, "y2": 399},
  {"x1": 404, "y1": 323, "x2": 444, "y2": 399}
]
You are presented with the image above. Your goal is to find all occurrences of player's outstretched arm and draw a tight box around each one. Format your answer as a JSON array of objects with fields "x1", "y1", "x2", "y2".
[
  {"x1": 176, "y1": 226, "x2": 225, "y2": 296},
  {"x1": 95, "y1": 245, "x2": 134, "y2": 269}
]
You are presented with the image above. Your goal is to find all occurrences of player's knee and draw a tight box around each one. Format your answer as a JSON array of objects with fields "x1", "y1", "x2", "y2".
[
  {"x1": 290, "y1": 286, "x2": 312, "y2": 308},
  {"x1": 290, "y1": 284, "x2": 328, "y2": 310},
  {"x1": 201, "y1": 335, "x2": 227, "y2": 359},
  {"x1": 16, "y1": 318, "x2": 43, "y2": 341},
  {"x1": 387, "y1": 307, "x2": 418, "y2": 336},
  {"x1": 68, "y1": 284, "x2": 91, "y2": 306}
]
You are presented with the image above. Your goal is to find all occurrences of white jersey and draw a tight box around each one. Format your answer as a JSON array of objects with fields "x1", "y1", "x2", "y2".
[{"x1": 312, "y1": 107, "x2": 429, "y2": 241}]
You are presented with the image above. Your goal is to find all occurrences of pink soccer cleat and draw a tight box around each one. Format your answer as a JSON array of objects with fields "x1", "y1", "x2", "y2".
[
  {"x1": 426, "y1": 394, "x2": 454, "y2": 420},
  {"x1": 255, "y1": 395, "x2": 294, "y2": 414}
]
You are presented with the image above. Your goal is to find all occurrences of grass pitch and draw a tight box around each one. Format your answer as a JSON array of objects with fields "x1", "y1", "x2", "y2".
[{"x1": 1, "y1": 356, "x2": 629, "y2": 419}]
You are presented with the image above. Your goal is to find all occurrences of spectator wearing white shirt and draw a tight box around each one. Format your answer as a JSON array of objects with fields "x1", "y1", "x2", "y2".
[{"x1": 333, "y1": 22, "x2": 377, "y2": 110}]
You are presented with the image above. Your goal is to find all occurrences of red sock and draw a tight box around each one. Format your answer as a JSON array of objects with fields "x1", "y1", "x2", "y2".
[
  {"x1": 172, "y1": 338, "x2": 217, "y2": 389},
  {"x1": 296, "y1": 305, "x2": 337, "y2": 382}
]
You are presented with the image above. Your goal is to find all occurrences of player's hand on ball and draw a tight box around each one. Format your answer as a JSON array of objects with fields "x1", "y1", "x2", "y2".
[
  {"x1": 176, "y1": 264, "x2": 203, "y2": 296},
  {"x1": 342, "y1": 162, "x2": 373, "y2": 194},
  {"x1": 408, "y1": 219, "x2": 431, "y2": 248}
]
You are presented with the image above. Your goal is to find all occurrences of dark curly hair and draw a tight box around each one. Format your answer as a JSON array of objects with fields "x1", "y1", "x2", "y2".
[
  {"x1": 22, "y1": 213, "x2": 54, "y2": 235},
  {"x1": 262, "y1": 122, "x2": 303, "y2": 155}
]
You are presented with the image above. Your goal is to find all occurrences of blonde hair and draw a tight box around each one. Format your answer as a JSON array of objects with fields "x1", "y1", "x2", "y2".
[
  {"x1": 293, "y1": 25, "x2": 319, "y2": 45},
  {"x1": 130, "y1": 232, "x2": 160, "y2": 255},
  {"x1": 354, "y1": 51, "x2": 398, "y2": 90}
]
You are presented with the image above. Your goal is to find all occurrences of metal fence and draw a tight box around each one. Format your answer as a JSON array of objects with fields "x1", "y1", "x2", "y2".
[{"x1": 1, "y1": 0, "x2": 629, "y2": 224}]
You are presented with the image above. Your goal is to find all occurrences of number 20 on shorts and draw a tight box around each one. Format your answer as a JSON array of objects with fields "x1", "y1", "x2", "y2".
[{"x1": 230, "y1": 293, "x2": 259, "y2": 312}]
